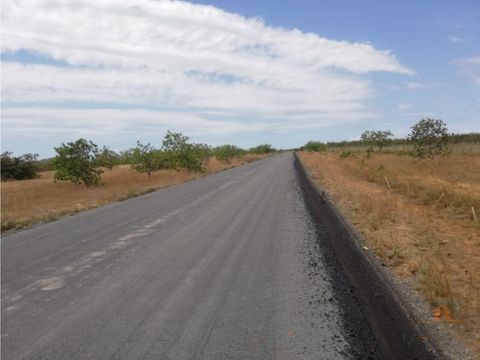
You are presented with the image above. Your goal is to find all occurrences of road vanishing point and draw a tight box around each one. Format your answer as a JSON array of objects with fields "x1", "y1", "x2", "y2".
[{"x1": 3, "y1": 153, "x2": 424, "y2": 359}]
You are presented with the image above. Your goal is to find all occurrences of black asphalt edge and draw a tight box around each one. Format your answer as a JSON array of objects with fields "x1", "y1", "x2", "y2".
[{"x1": 293, "y1": 153, "x2": 444, "y2": 360}]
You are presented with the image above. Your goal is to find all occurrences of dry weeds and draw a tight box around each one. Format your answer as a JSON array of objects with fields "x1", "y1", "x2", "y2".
[
  {"x1": 298, "y1": 149, "x2": 480, "y2": 356},
  {"x1": 1, "y1": 155, "x2": 266, "y2": 231}
]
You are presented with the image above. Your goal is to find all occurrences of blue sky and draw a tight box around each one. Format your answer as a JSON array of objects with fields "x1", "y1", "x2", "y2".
[{"x1": 1, "y1": 0, "x2": 479, "y2": 157}]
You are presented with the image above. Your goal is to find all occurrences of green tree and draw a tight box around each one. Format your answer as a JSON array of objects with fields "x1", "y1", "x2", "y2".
[
  {"x1": 193, "y1": 143, "x2": 212, "y2": 167},
  {"x1": 130, "y1": 141, "x2": 160, "y2": 177},
  {"x1": 214, "y1": 145, "x2": 245, "y2": 163},
  {"x1": 360, "y1": 130, "x2": 394, "y2": 151},
  {"x1": 250, "y1": 144, "x2": 276, "y2": 154},
  {"x1": 117, "y1": 149, "x2": 135, "y2": 165},
  {"x1": 54, "y1": 139, "x2": 103, "y2": 186},
  {"x1": 162, "y1": 131, "x2": 203, "y2": 172},
  {"x1": 1, "y1": 152, "x2": 40, "y2": 180},
  {"x1": 408, "y1": 118, "x2": 451, "y2": 158},
  {"x1": 96, "y1": 146, "x2": 118, "y2": 170},
  {"x1": 303, "y1": 141, "x2": 327, "y2": 152},
  {"x1": 35, "y1": 158, "x2": 55, "y2": 171}
]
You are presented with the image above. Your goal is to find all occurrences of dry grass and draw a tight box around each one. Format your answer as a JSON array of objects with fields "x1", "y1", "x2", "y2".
[
  {"x1": 1, "y1": 155, "x2": 266, "y2": 231},
  {"x1": 298, "y1": 148, "x2": 480, "y2": 356}
]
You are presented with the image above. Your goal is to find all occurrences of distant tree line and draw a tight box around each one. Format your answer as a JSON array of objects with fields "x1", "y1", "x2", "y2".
[
  {"x1": 1, "y1": 130, "x2": 276, "y2": 185},
  {"x1": 1, "y1": 152, "x2": 40, "y2": 180},
  {"x1": 301, "y1": 118, "x2": 478, "y2": 159}
]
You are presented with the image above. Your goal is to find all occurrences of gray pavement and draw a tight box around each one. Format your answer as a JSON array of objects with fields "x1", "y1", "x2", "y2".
[{"x1": 1, "y1": 153, "x2": 381, "y2": 359}]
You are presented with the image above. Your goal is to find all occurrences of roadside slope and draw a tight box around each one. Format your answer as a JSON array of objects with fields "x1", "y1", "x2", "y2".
[
  {"x1": 294, "y1": 153, "x2": 442, "y2": 359},
  {"x1": 297, "y1": 150, "x2": 478, "y2": 359}
]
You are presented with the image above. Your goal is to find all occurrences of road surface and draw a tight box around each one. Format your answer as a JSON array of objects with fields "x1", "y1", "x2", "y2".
[{"x1": 2, "y1": 153, "x2": 382, "y2": 359}]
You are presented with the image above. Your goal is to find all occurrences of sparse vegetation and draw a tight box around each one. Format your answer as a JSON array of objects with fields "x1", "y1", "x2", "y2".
[
  {"x1": 214, "y1": 145, "x2": 245, "y2": 163},
  {"x1": 302, "y1": 121, "x2": 477, "y2": 158},
  {"x1": 35, "y1": 157, "x2": 56, "y2": 172},
  {"x1": 194, "y1": 143, "x2": 213, "y2": 168},
  {"x1": 1, "y1": 145, "x2": 271, "y2": 231},
  {"x1": 339, "y1": 150, "x2": 353, "y2": 158},
  {"x1": 298, "y1": 143, "x2": 480, "y2": 354},
  {"x1": 96, "y1": 146, "x2": 119, "y2": 170},
  {"x1": 360, "y1": 130, "x2": 394, "y2": 151}
]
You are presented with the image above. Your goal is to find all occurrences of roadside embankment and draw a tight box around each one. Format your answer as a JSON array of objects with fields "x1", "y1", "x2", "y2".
[{"x1": 296, "y1": 150, "x2": 479, "y2": 359}]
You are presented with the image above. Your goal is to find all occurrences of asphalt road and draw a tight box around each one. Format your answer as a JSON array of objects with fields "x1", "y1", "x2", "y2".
[{"x1": 2, "y1": 153, "x2": 383, "y2": 359}]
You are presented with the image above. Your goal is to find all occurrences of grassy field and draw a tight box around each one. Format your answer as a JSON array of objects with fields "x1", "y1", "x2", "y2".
[
  {"x1": 298, "y1": 145, "x2": 480, "y2": 355},
  {"x1": 1, "y1": 155, "x2": 265, "y2": 231}
]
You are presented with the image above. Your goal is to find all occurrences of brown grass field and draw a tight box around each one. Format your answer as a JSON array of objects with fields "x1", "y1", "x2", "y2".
[
  {"x1": 1, "y1": 155, "x2": 266, "y2": 231},
  {"x1": 298, "y1": 146, "x2": 480, "y2": 355}
]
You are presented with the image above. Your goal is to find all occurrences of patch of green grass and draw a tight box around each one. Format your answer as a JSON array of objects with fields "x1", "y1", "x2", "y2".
[{"x1": 339, "y1": 150, "x2": 354, "y2": 158}]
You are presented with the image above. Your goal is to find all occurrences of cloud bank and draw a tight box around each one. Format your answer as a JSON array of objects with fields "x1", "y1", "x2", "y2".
[{"x1": 2, "y1": 0, "x2": 413, "y2": 144}]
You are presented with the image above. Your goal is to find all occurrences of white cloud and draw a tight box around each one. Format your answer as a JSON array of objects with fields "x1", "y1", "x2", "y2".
[
  {"x1": 405, "y1": 81, "x2": 425, "y2": 89},
  {"x1": 1, "y1": 62, "x2": 373, "y2": 117},
  {"x1": 454, "y1": 55, "x2": 480, "y2": 86},
  {"x1": 397, "y1": 103, "x2": 412, "y2": 110},
  {"x1": 1, "y1": 0, "x2": 413, "y2": 140},
  {"x1": 1, "y1": 0, "x2": 412, "y2": 75},
  {"x1": 447, "y1": 35, "x2": 466, "y2": 43},
  {"x1": 1, "y1": 107, "x2": 372, "y2": 141},
  {"x1": 1, "y1": 108, "x2": 251, "y2": 137}
]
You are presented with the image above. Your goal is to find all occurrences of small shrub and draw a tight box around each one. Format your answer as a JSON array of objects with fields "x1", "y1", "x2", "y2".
[
  {"x1": 339, "y1": 150, "x2": 353, "y2": 158},
  {"x1": 387, "y1": 238, "x2": 406, "y2": 266},
  {"x1": 119, "y1": 190, "x2": 139, "y2": 201}
]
